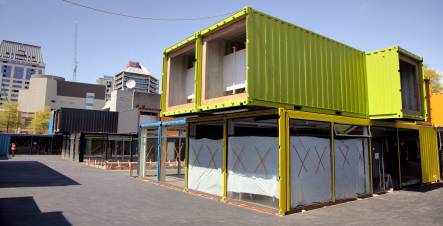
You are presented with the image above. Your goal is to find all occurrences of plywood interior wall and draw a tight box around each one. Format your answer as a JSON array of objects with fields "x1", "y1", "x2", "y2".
[
  {"x1": 203, "y1": 19, "x2": 246, "y2": 100},
  {"x1": 168, "y1": 48, "x2": 196, "y2": 107}
]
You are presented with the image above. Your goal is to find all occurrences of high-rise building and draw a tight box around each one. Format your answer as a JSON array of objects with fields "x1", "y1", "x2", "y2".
[
  {"x1": 113, "y1": 61, "x2": 159, "y2": 94},
  {"x1": 96, "y1": 75, "x2": 113, "y2": 101},
  {"x1": 0, "y1": 40, "x2": 45, "y2": 102}
]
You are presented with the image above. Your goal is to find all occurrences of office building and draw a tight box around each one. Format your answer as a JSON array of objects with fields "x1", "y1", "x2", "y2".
[
  {"x1": 18, "y1": 74, "x2": 106, "y2": 113},
  {"x1": 113, "y1": 61, "x2": 159, "y2": 94},
  {"x1": 0, "y1": 40, "x2": 45, "y2": 102},
  {"x1": 96, "y1": 75, "x2": 114, "y2": 101}
]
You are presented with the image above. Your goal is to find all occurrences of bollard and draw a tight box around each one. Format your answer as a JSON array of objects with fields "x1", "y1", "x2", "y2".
[{"x1": 128, "y1": 161, "x2": 133, "y2": 177}]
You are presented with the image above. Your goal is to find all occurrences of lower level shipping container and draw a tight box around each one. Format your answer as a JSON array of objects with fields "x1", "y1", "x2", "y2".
[
  {"x1": 0, "y1": 134, "x2": 62, "y2": 159},
  {"x1": 138, "y1": 119, "x2": 187, "y2": 187},
  {"x1": 61, "y1": 132, "x2": 138, "y2": 163},
  {"x1": 158, "y1": 109, "x2": 440, "y2": 215}
]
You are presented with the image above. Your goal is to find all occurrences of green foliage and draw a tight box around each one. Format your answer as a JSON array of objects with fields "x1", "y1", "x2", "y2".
[
  {"x1": 424, "y1": 64, "x2": 443, "y2": 93},
  {"x1": 28, "y1": 108, "x2": 51, "y2": 134},
  {"x1": 0, "y1": 101, "x2": 20, "y2": 133}
]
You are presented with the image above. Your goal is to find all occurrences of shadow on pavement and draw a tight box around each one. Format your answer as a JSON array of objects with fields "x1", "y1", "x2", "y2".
[
  {"x1": 404, "y1": 182, "x2": 443, "y2": 192},
  {"x1": 0, "y1": 161, "x2": 80, "y2": 188},
  {"x1": 0, "y1": 196, "x2": 72, "y2": 226}
]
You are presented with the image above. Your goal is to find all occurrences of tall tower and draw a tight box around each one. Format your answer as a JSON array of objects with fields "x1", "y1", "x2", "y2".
[{"x1": 73, "y1": 24, "x2": 78, "y2": 81}]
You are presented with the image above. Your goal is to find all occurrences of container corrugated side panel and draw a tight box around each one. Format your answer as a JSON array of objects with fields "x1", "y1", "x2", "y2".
[
  {"x1": 0, "y1": 134, "x2": 11, "y2": 159},
  {"x1": 59, "y1": 108, "x2": 118, "y2": 133},
  {"x1": 419, "y1": 126, "x2": 440, "y2": 183},
  {"x1": 366, "y1": 47, "x2": 402, "y2": 119},
  {"x1": 247, "y1": 10, "x2": 367, "y2": 117},
  {"x1": 431, "y1": 94, "x2": 443, "y2": 126}
]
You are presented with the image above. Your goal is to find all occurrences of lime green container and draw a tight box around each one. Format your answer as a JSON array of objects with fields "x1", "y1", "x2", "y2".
[
  {"x1": 162, "y1": 7, "x2": 368, "y2": 117},
  {"x1": 366, "y1": 46, "x2": 425, "y2": 120}
]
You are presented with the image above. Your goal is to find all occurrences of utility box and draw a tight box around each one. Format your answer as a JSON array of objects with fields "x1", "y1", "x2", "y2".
[
  {"x1": 162, "y1": 7, "x2": 368, "y2": 118},
  {"x1": 366, "y1": 46, "x2": 426, "y2": 120}
]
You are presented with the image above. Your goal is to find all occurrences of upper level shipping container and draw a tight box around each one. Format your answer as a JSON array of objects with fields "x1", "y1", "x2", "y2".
[
  {"x1": 52, "y1": 108, "x2": 118, "y2": 133},
  {"x1": 366, "y1": 46, "x2": 426, "y2": 120},
  {"x1": 161, "y1": 7, "x2": 426, "y2": 121},
  {"x1": 162, "y1": 7, "x2": 368, "y2": 118}
]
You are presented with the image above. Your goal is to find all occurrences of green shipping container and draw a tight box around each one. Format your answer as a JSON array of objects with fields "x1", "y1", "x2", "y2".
[
  {"x1": 366, "y1": 46, "x2": 426, "y2": 120},
  {"x1": 162, "y1": 7, "x2": 367, "y2": 117}
]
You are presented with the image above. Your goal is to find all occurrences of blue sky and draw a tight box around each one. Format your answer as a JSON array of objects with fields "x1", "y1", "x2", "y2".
[{"x1": 1, "y1": 0, "x2": 442, "y2": 84}]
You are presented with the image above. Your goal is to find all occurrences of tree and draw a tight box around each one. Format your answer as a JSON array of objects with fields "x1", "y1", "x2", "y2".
[
  {"x1": 424, "y1": 64, "x2": 443, "y2": 93},
  {"x1": 0, "y1": 102, "x2": 20, "y2": 133},
  {"x1": 28, "y1": 108, "x2": 51, "y2": 134}
]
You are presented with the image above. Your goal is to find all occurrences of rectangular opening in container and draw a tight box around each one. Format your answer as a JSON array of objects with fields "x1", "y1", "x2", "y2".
[
  {"x1": 227, "y1": 115, "x2": 279, "y2": 209},
  {"x1": 399, "y1": 55, "x2": 421, "y2": 115},
  {"x1": 162, "y1": 125, "x2": 186, "y2": 188},
  {"x1": 289, "y1": 119, "x2": 332, "y2": 209},
  {"x1": 167, "y1": 43, "x2": 196, "y2": 109},
  {"x1": 202, "y1": 19, "x2": 247, "y2": 103},
  {"x1": 398, "y1": 128, "x2": 422, "y2": 187},
  {"x1": 142, "y1": 128, "x2": 159, "y2": 178},
  {"x1": 188, "y1": 121, "x2": 223, "y2": 196},
  {"x1": 371, "y1": 126, "x2": 400, "y2": 192},
  {"x1": 333, "y1": 124, "x2": 371, "y2": 200},
  {"x1": 83, "y1": 134, "x2": 107, "y2": 161}
]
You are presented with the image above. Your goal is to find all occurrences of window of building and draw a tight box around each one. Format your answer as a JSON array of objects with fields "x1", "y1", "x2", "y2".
[
  {"x1": 15, "y1": 53, "x2": 27, "y2": 61},
  {"x1": 85, "y1": 92, "x2": 95, "y2": 107},
  {"x1": 13, "y1": 80, "x2": 23, "y2": 84},
  {"x1": 12, "y1": 85, "x2": 22, "y2": 88},
  {"x1": 12, "y1": 89, "x2": 20, "y2": 93},
  {"x1": 1, "y1": 88, "x2": 8, "y2": 91},
  {"x1": 25, "y1": 68, "x2": 35, "y2": 80},
  {"x1": 10, "y1": 98, "x2": 17, "y2": 102},
  {"x1": 13, "y1": 67, "x2": 24, "y2": 79},
  {"x1": 38, "y1": 69, "x2": 43, "y2": 74},
  {"x1": 85, "y1": 102, "x2": 94, "y2": 110},
  {"x1": 2, "y1": 65, "x2": 12, "y2": 77}
]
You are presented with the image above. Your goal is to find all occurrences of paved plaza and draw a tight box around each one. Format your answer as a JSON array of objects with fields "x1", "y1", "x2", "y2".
[{"x1": 1, "y1": 155, "x2": 443, "y2": 226}]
